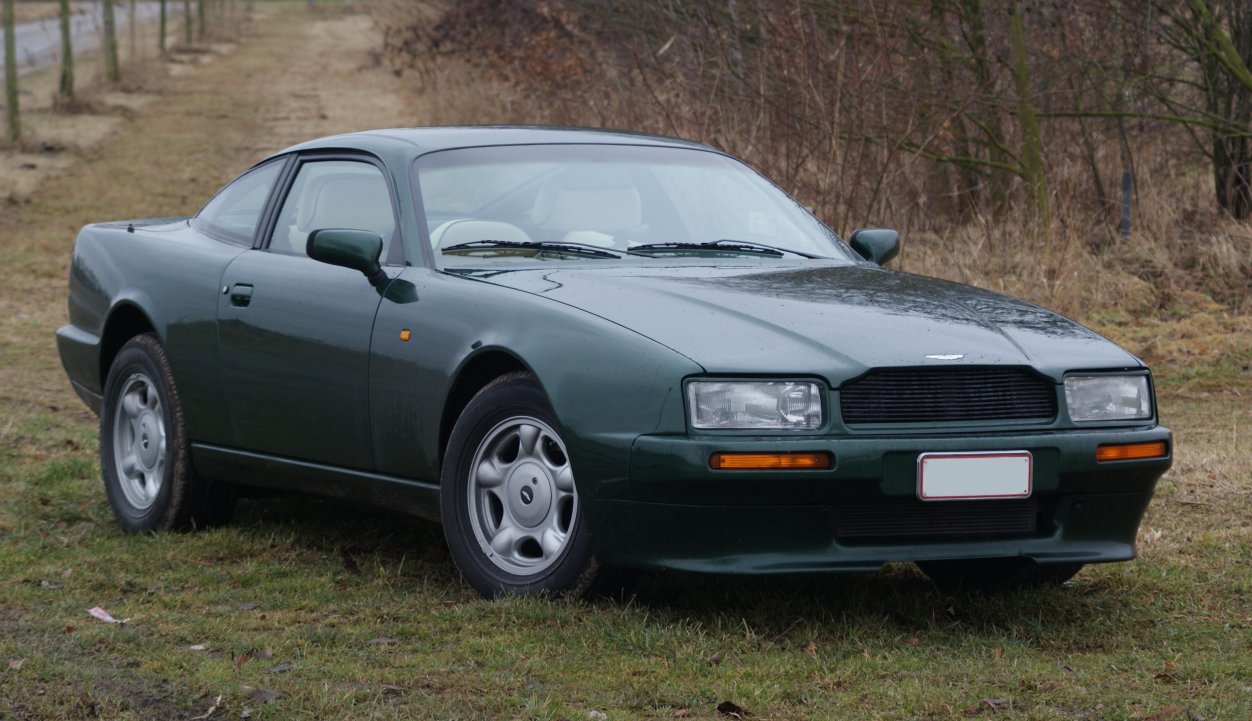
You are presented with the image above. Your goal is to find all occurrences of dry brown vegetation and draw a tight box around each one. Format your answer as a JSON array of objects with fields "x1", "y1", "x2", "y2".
[{"x1": 373, "y1": 0, "x2": 1252, "y2": 328}]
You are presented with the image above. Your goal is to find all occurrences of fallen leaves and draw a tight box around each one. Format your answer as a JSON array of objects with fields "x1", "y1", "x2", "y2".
[
  {"x1": 6, "y1": 658, "x2": 23, "y2": 671},
  {"x1": 247, "y1": 688, "x2": 280, "y2": 703},
  {"x1": 233, "y1": 648, "x2": 274, "y2": 670},
  {"x1": 86, "y1": 606, "x2": 128, "y2": 624},
  {"x1": 190, "y1": 694, "x2": 223, "y2": 720}
]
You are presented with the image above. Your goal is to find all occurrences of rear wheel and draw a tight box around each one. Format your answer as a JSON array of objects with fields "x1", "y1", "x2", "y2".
[
  {"x1": 917, "y1": 558, "x2": 1084, "y2": 591},
  {"x1": 100, "y1": 333, "x2": 235, "y2": 532},
  {"x1": 441, "y1": 372, "x2": 629, "y2": 598}
]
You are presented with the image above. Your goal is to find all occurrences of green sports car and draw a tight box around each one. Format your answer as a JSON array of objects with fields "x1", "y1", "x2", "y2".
[{"x1": 56, "y1": 127, "x2": 1172, "y2": 597}]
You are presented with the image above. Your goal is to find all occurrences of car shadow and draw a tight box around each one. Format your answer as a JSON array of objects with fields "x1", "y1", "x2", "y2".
[{"x1": 230, "y1": 493, "x2": 1154, "y2": 647}]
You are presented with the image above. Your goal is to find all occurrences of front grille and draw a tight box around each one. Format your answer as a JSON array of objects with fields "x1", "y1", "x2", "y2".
[
  {"x1": 839, "y1": 367, "x2": 1056, "y2": 425},
  {"x1": 833, "y1": 498, "x2": 1037, "y2": 540}
]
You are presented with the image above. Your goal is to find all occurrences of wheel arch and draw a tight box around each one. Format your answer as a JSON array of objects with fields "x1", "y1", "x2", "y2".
[
  {"x1": 439, "y1": 349, "x2": 534, "y2": 470},
  {"x1": 99, "y1": 303, "x2": 158, "y2": 387}
]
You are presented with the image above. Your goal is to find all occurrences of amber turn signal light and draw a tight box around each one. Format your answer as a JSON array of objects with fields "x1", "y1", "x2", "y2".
[
  {"x1": 709, "y1": 451, "x2": 833, "y2": 470},
  {"x1": 1096, "y1": 441, "x2": 1168, "y2": 462}
]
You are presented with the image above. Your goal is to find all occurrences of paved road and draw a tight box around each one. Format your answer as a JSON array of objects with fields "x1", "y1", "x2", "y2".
[{"x1": 2, "y1": 2, "x2": 181, "y2": 76}]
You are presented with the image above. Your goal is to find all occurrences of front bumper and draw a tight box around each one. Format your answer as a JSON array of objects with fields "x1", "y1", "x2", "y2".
[{"x1": 584, "y1": 426, "x2": 1171, "y2": 573}]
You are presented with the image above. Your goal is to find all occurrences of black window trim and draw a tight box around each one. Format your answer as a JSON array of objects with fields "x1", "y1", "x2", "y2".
[
  {"x1": 257, "y1": 150, "x2": 407, "y2": 267},
  {"x1": 191, "y1": 155, "x2": 294, "y2": 248}
]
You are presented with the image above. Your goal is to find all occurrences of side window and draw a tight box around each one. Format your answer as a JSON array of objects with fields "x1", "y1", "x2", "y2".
[
  {"x1": 195, "y1": 161, "x2": 284, "y2": 245},
  {"x1": 269, "y1": 160, "x2": 399, "y2": 263}
]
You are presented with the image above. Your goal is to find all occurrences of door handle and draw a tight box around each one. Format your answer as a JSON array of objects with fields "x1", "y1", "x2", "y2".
[{"x1": 228, "y1": 283, "x2": 254, "y2": 308}]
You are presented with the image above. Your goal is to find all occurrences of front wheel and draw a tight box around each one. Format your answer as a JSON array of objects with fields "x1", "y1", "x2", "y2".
[
  {"x1": 917, "y1": 558, "x2": 1084, "y2": 591},
  {"x1": 441, "y1": 372, "x2": 611, "y2": 598}
]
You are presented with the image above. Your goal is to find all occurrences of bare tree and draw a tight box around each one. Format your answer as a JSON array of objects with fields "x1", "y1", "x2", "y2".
[
  {"x1": 184, "y1": 0, "x2": 192, "y2": 45},
  {"x1": 1181, "y1": 0, "x2": 1252, "y2": 218},
  {"x1": 59, "y1": 0, "x2": 74, "y2": 101},
  {"x1": 2, "y1": 0, "x2": 17, "y2": 141},
  {"x1": 1008, "y1": 1, "x2": 1049, "y2": 230},
  {"x1": 103, "y1": 0, "x2": 120, "y2": 82}
]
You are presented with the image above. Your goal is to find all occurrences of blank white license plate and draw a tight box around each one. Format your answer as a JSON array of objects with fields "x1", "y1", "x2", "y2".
[{"x1": 917, "y1": 451, "x2": 1032, "y2": 501}]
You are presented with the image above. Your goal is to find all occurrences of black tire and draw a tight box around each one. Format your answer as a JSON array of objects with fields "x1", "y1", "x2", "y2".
[
  {"x1": 441, "y1": 372, "x2": 627, "y2": 598},
  {"x1": 917, "y1": 558, "x2": 1084, "y2": 592},
  {"x1": 99, "y1": 333, "x2": 235, "y2": 532}
]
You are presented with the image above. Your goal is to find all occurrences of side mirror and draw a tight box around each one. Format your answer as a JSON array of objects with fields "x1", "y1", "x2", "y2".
[
  {"x1": 848, "y1": 228, "x2": 900, "y2": 266},
  {"x1": 307, "y1": 229, "x2": 387, "y2": 286}
]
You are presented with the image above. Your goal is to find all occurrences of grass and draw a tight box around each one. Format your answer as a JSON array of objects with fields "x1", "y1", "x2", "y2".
[{"x1": 1, "y1": 3, "x2": 1250, "y2": 719}]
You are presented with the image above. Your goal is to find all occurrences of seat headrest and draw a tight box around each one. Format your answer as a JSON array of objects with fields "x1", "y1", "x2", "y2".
[
  {"x1": 299, "y1": 174, "x2": 395, "y2": 237},
  {"x1": 530, "y1": 168, "x2": 642, "y2": 232}
]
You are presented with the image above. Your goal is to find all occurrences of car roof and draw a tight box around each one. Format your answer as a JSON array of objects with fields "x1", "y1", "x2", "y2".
[{"x1": 273, "y1": 126, "x2": 716, "y2": 159}]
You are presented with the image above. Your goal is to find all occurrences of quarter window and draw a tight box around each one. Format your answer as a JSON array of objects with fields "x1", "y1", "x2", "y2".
[{"x1": 195, "y1": 161, "x2": 284, "y2": 245}]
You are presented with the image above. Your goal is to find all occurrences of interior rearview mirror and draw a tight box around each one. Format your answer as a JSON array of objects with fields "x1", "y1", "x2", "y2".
[
  {"x1": 848, "y1": 228, "x2": 900, "y2": 266},
  {"x1": 307, "y1": 229, "x2": 387, "y2": 286}
]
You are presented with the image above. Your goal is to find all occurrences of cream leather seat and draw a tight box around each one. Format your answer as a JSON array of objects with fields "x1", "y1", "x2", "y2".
[
  {"x1": 530, "y1": 169, "x2": 642, "y2": 248},
  {"x1": 430, "y1": 219, "x2": 531, "y2": 250},
  {"x1": 290, "y1": 174, "x2": 395, "y2": 255}
]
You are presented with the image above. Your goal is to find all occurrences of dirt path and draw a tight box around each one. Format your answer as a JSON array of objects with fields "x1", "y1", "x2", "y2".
[
  {"x1": 0, "y1": 6, "x2": 423, "y2": 716},
  {"x1": 1, "y1": 4, "x2": 413, "y2": 439}
]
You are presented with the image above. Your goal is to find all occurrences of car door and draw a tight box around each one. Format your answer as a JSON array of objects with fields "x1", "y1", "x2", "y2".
[{"x1": 216, "y1": 156, "x2": 403, "y2": 469}]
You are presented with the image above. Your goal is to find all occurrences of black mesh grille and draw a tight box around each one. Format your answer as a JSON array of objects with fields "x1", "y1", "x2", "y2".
[
  {"x1": 833, "y1": 499, "x2": 1037, "y2": 540},
  {"x1": 839, "y1": 367, "x2": 1056, "y2": 425}
]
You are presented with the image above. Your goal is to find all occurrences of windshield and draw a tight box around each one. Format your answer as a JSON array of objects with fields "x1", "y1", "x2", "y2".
[{"x1": 414, "y1": 144, "x2": 857, "y2": 265}]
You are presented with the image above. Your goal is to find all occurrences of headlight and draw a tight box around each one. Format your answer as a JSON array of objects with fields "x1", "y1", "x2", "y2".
[
  {"x1": 688, "y1": 381, "x2": 824, "y2": 430},
  {"x1": 1064, "y1": 375, "x2": 1152, "y2": 422}
]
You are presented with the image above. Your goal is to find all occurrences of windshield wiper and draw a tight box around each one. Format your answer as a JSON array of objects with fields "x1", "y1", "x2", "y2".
[
  {"x1": 442, "y1": 239, "x2": 622, "y2": 259},
  {"x1": 629, "y1": 239, "x2": 819, "y2": 258}
]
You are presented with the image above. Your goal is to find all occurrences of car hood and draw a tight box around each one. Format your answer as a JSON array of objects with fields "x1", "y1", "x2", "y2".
[{"x1": 460, "y1": 262, "x2": 1140, "y2": 383}]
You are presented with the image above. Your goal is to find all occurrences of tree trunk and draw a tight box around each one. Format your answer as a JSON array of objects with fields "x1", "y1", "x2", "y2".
[
  {"x1": 59, "y1": 0, "x2": 73, "y2": 100},
  {"x1": 103, "y1": 0, "x2": 120, "y2": 82},
  {"x1": 159, "y1": 0, "x2": 167, "y2": 55},
  {"x1": 183, "y1": 0, "x2": 192, "y2": 45},
  {"x1": 3, "y1": 0, "x2": 18, "y2": 141},
  {"x1": 197, "y1": 0, "x2": 205, "y2": 40},
  {"x1": 128, "y1": 0, "x2": 136, "y2": 60},
  {"x1": 1197, "y1": 0, "x2": 1252, "y2": 218},
  {"x1": 1008, "y1": 1, "x2": 1050, "y2": 232},
  {"x1": 1213, "y1": 134, "x2": 1251, "y2": 219}
]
